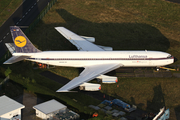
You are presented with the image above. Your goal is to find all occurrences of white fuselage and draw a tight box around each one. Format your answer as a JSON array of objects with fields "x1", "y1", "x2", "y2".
[{"x1": 14, "y1": 50, "x2": 174, "y2": 67}]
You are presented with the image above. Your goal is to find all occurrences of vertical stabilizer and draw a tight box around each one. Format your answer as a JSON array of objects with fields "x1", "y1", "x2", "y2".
[{"x1": 10, "y1": 26, "x2": 41, "y2": 53}]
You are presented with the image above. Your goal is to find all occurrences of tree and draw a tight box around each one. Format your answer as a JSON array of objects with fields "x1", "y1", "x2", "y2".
[{"x1": 32, "y1": 79, "x2": 36, "y2": 84}]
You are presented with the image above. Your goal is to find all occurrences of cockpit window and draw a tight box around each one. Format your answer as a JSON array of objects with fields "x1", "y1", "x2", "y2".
[{"x1": 167, "y1": 55, "x2": 172, "y2": 58}]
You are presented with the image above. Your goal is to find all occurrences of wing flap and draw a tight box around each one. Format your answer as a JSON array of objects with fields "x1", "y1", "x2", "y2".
[
  {"x1": 56, "y1": 63, "x2": 122, "y2": 92},
  {"x1": 3, "y1": 56, "x2": 30, "y2": 64},
  {"x1": 55, "y1": 27, "x2": 104, "y2": 51}
]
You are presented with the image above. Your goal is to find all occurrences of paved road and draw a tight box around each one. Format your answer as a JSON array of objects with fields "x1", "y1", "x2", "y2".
[
  {"x1": 16, "y1": 92, "x2": 43, "y2": 120},
  {"x1": 0, "y1": 0, "x2": 51, "y2": 58}
]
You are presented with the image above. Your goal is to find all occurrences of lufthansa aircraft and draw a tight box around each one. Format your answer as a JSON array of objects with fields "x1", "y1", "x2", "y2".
[{"x1": 4, "y1": 26, "x2": 174, "y2": 92}]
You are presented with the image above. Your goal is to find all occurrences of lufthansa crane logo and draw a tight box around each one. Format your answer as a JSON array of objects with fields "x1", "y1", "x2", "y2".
[{"x1": 14, "y1": 36, "x2": 27, "y2": 47}]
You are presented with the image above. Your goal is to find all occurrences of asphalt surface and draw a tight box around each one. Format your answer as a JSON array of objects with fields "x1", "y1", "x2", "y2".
[{"x1": 0, "y1": 0, "x2": 51, "y2": 58}]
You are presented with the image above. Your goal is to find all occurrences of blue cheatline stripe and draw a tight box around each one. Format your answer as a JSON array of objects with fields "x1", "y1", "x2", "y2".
[
  {"x1": 27, "y1": 57, "x2": 173, "y2": 61},
  {"x1": 102, "y1": 81, "x2": 116, "y2": 83}
]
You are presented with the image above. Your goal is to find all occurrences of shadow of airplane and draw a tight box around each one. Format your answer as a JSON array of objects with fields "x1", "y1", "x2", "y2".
[
  {"x1": 175, "y1": 105, "x2": 180, "y2": 120},
  {"x1": 29, "y1": 9, "x2": 170, "y2": 52},
  {"x1": 55, "y1": 9, "x2": 170, "y2": 51}
]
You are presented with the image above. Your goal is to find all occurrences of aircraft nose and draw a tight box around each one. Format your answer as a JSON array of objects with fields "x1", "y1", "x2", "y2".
[
  {"x1": 174, "y1": 56, "x2": 178, "y2": 63},
  {"x1": 170, "y1": 56, "x2": 174, "y2": 64}
]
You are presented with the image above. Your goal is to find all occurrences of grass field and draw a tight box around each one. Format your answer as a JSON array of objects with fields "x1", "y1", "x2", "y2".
[
  {"x1": 1, "y1": 0, "x2": 180, "y2": 119},
  {"x1": 0, "y1": 0, "x2": 22, "y2": 26}
]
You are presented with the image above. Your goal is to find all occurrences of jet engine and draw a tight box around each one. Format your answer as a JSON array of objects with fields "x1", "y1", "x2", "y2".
[
  {"x1": 79, "y1": 83, "x2": 101, "y2": 91},
  {"x1": 80, "y1": 36, "x2": 95, "y2": 43},
  {"x1": 97, "y1": 45, "x2": 113, "y2": 51},
  {"x1": 80, "y1": 36, "x2": 113, "y2": 51},
  {"x1": 96, "y1": 75, "x2": 118, "y2": 83}
]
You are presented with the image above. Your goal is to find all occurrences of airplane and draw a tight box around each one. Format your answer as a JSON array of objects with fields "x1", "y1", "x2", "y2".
[{"x1": 4, "y1": 26, "x2": 174, "y2": 92}]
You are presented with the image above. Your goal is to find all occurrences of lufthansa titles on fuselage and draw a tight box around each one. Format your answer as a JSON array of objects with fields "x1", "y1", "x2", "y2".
[{"x1": 129, "y1": 55, "x2": 147, "y2": 58}]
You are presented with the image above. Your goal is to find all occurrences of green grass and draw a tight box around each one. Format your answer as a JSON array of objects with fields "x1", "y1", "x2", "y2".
[
  {"x1": 0, "y1": 0, "x2": 22, "y2": 26},
  {"x1": 49, "y1": 66, "x2": 79, "y2": 80}
]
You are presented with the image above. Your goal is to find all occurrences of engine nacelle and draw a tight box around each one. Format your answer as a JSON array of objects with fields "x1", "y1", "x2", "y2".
[
  {"x1": 96, "y1": 75, "x2": 118, "y2": 83},
  {"x1": 97, "y1": 45, "x2": 113, "y2": 51},
  {"x1": 79, "y1": 83, "x2": 101, "y2": 91},
  {"x1": 80, "y1": 36, "x2": 95, "y2": 43}
]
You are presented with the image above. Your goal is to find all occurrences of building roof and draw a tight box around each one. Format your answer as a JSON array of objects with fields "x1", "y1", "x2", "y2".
[
  {"x1": 0, "y1": 95, "x2": 25, "y2": 116},
  {"x1": 33, "y1": 99, "x2": 67, "y2": 115}
]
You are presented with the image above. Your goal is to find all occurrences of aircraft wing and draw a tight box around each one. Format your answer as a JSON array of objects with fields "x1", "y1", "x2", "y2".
[
  {"x1": 55, "y1": 27, "x2": 104, "y2": 51},
  {"x1": 56, "y1": 63, "x2": 122, "y2": 92}
]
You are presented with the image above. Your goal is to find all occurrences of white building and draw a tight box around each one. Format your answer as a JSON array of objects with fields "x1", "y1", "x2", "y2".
[
  {"x1": 33, "y1": 99, "x2": 67, "y2": 120},
  {"x1": 0, "y1": 95, "x2": 25, "y2": 120}
]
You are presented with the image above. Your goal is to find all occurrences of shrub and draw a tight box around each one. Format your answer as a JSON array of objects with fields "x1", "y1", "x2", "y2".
[{"x1": 4, "y1": 67, "x2": 11, "y2": 77}]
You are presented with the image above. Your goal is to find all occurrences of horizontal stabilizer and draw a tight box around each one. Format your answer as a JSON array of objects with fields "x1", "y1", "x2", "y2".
[
  {"x1": 3, "y1": 56, "x2": 30, "y2": 64},
  {"x1": 5, "y1": 43, "x2": 15, "y2": 54}
]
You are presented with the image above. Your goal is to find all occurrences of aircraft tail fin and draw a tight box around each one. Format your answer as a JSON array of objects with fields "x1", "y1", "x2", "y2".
[
  {"x1": 3, "y1": 26, "x2": 41, "y2": 64},
  {"x1": 10, "y1": 26, "x2": 41, "y2": 53}
]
